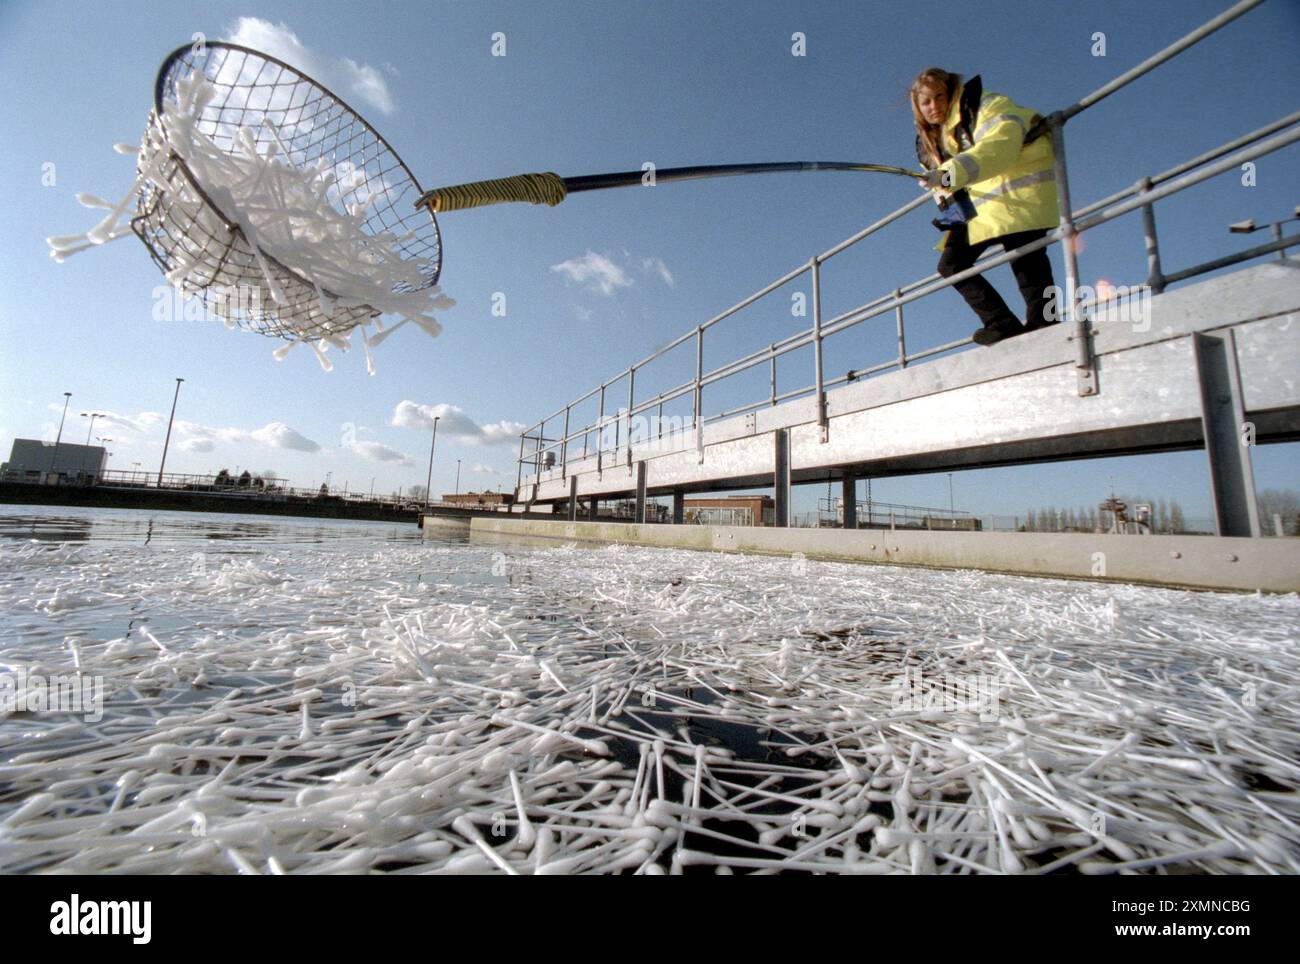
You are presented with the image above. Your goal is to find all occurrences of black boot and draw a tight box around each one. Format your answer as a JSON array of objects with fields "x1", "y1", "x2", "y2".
[{"x1": 971, "y1": 319, "x2": 1023, "y2": 346}]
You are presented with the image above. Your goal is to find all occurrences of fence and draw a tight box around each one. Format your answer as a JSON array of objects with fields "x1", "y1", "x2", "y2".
[{"x1": 515, "y1": 0, "x2": 1297, "y2": 503}]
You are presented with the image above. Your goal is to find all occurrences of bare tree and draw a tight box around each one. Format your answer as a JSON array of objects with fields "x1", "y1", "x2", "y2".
[
  {"x1": 1170, "y1": 500, "x2": 1186, "y2": 534},
  {"x1": 1257, "y1": 489, "x2": 1300, "y2": 535}
]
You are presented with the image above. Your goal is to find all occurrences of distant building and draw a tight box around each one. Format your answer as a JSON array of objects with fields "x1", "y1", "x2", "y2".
[
  {"x1": 442, "y1": 491, "x2": 515, "y2": 508},
  {"x1": 684, "y1": 495, "x2": 776, "y2": 526},
  {"x1": 1, "y1": 439, "x2": 107, "y2": 483}
]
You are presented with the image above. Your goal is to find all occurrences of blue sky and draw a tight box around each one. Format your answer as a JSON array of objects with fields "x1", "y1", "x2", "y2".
[{"x1": 1, "y1": 0, "x2": 1297, "y2": 525}]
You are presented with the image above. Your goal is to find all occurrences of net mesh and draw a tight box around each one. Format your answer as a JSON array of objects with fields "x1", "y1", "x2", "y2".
[{"x1": 132, "y1": 43, "x2": 442, "y2": 341}]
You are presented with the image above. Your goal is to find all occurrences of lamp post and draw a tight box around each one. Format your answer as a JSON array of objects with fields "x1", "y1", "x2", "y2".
[
  {"x1": 455, "y1": 459, "x2": 461, "y2": 496},
  {"x1": 158, "y1": 377, "x2": 184, "y2": 486},
  {"x1": 49, "y1": 391, "x2": 71, "y2": 477},
  {"x1": 948, "y1": 473, "x2": 954, "y2": 515},
  {"x1": 425, "y1": 415, "x2": 441, "y2": 510},
  {"x1": 81, "y1": 411, "x2": 105, "y2": 446},
  {"x1": 97, "y1": 438, "x2": 113, "y2": 476},
  {"x1": 1230, "y1": 207, "x2": 1300, "y2": 260}
]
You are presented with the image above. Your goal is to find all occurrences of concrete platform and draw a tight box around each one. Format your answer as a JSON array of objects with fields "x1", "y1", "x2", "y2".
[{"x1": 461, "y1": 517, "x2": 1300, "y2": 593}]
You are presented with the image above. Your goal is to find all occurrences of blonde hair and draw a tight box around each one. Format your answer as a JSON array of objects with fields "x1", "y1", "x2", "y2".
[{"x1": 911, "y1": 68, "x2": 961, "y2": 170}]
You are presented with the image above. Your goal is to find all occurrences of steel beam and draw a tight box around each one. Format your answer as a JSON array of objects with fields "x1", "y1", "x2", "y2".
[
  {"x1": 634, "y1": 461, "x2": 647, "y2": 524},
  {"x1": 841, "y1": 474, "x2": 857, "y2": 529},
  {"x1": 774, "y1": 429, "x2": 791, "y2": 528},
  {"x1": 1193, "y1": 330, "x2": 1261, "y2": 537}
]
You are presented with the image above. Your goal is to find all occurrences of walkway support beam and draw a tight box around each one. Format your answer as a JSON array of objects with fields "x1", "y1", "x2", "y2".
[
  {"x1": 842, "y1": 474, "x2": 858, "y2": 529},
  {"x1": 774, "y1": 429, "x2": 791, "y2": 528},
  {"x1": 1193, "y1": 330, "x2": 1261, "y2": 537}
]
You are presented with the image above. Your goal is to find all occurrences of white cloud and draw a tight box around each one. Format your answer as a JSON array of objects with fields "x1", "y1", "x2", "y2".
[
  {"x1": 348, "y1": 440, "x2": 412, "y2": 464},
  {"x1": 551, "y1": 250, "x2": 633, "y2": 296},
  {"x1": 641, "y1": 257, "x2": 675, "y2": 288},
  {"x1": 175, "y1": 420, "x2": 321, "y2": 452},
  {"x1": 225, "y1": 17, "x2": 396, "y2": 115},
  {"x1": 180, "y1": 438, "x2": 215, "y2": 453},
  {"x1": 391, "y1": 401, "x2": 526, "y2": 446},
  {"x1": 480, "y1": 421, "x2": 527, "y2": 444},
  {"x1": 97, "y1": 411, "x2": 164, "y2": 434},
  {"x1": 250, "y1": 422, "x2": 322, "y2": 452},
  {"x1": 471, "y1": 463, "x2": 499, "y2": 475}
]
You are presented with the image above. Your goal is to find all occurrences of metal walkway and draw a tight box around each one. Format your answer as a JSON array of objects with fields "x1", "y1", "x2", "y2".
[
  {"x1": 520, "y1": 261, "x2": 1298, "y2": 534},
  {"x1": 513, "y1": 0, "x2": 1300, "y2": 539}
]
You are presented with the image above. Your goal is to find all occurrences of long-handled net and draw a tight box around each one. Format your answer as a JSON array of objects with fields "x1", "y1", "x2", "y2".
[
  {"x1": 132, "y1": 43, "x2": 446, "y2": 345},
  {"x1": 418, "y1": 161, "x2": 923, "y2": 214},
  {"x1": 50, "y1": 41, "x2": 922, "y2": 355}
]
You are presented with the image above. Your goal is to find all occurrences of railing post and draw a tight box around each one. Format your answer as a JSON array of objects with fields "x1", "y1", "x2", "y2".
[
  {"x1": 694, "y1": 326, "x2": 705, "y2": 463},
  {"x1": 561, "y1": 405, "x2": 570, "y2": 479},
  {"x1": 1138, "y1": 176, "x2": 1166, "y2": 294},
  {"x1": 626, "y1": 367, "x2": 636, "y2": 468},
  {"x1": 516, "y1": 432, "x2": 525, "y2": 494},
  {"x1": 894, "y1": 288, "x2": 907, "y2": 369},
  {"x1": 596, "y1": 384, "x2": 606, "y2": 478},
  {"x1": 811, "y1": 257, "x2": 828, "y2": 442},
  {"x1": 769, "y1": 344, "x2": 777, "y2": 406},
  {"x1": 1049, "y1": 114, "x2": 1097, "y2": 397}
]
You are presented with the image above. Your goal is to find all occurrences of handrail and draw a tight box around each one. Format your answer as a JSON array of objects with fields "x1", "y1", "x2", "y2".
[
  {"x1": 518, "y1": 0, "x2": 1291, "y2": 487},
  {"x1": 1058, "y1": 0, "x2": 1263, "y2": 124}
]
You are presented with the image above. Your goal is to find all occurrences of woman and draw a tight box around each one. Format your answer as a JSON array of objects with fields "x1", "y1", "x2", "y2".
[{"x1": 911, "y1": 68, "x2": 1060, "y2": 346}]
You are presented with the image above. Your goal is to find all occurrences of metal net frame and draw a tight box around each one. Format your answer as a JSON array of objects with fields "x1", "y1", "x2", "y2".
[{"x1": 131, "y1": 42, "x2": 442, "y2": 341}]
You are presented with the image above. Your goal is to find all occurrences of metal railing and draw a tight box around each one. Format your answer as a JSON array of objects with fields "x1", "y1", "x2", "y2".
[
  {"x1": 819, "y1": 497, "x2": 977, "y2": 531},
  {"x1": 517, "y1": 0, "x2": 1295, "y2": 492},
  {"x1": 3, "y1": 468, "x2": 437, "y2": 510}
]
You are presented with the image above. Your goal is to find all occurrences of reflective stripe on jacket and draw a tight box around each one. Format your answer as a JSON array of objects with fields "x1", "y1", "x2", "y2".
[{"x1": 932, "y1": 79, "x2": 1060, "y2": 247}]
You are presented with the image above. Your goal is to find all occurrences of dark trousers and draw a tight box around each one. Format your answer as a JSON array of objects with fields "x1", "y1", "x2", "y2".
[{"x1": 937, "y1": 225, "x2": 1056, "y2": 330}]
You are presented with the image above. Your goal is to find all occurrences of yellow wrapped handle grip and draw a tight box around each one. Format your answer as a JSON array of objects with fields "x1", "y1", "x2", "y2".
[{"x1": 418, "y1": 172, "x2": 567, "y2": 213}]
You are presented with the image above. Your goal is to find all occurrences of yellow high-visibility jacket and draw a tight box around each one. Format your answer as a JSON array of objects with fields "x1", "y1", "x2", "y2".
[{"x1": 926, "y1": 78, "x2": 1060, "y2": 247}]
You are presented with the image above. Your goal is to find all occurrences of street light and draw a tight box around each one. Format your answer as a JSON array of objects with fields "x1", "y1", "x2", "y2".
[
  {"x1": 1229, "y1": 207, "x2": 1300, "y2": 260},
  {"x1": 81, "y1": 411, "x2": 105, "y2": 445},
  {"x1": 158, "y1": 378, "x2": 184, "y2": 486},
  {"x1": 455, "y1": 459, "x2": 461, "y2": 496},
  {"x1": 49, "y1": 391, "x2": 71, "y2": 477},
  {"x1": 425, "y1": 415, "x2": 441, "y2": 510}
]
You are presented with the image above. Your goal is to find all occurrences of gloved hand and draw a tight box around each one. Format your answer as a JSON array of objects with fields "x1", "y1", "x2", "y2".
[{"x1": 917, "y1": 166, "x2": 953, "y2": 191}]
